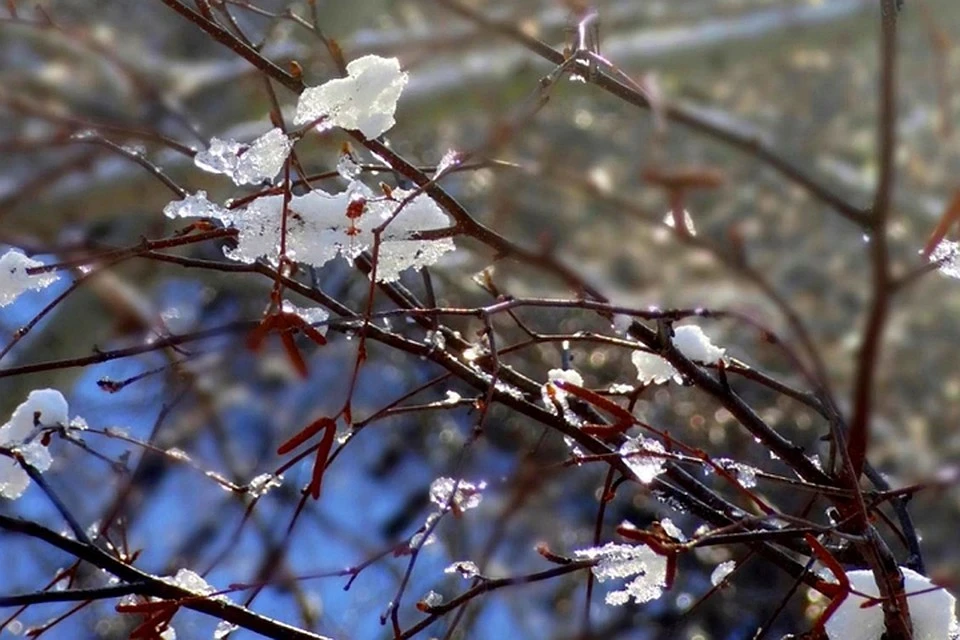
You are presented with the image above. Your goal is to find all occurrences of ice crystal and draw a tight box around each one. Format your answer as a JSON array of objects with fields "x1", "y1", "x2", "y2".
[
  {"x1": 574, "y1": 542, "x2": 668, "y2": 605},
  {"x1": 248, "y1": 473, "x2": 283, "y2": 498},
  {"x1": 0, "y1": 250, "x2": 58, "y2": 307},
  {"x1": 294, "y1": 55, "x2": 408, "y2": 139},
  {"x1": 429, "y1": 477, "x2": 486, "y2": 512},
  {"x1": 929, "y1": 239, "x2": 960, "y2": 279},
  {"x1": 710, "y1": 560, "x2": 736, "y2": 586},
  {"x1": 0, "y1": 389, "x2": 69, "y2": 500},
  {"x1": 421, "y1": 590, "x2": 443, "y2": 607},
  {"x1": 194, "y1": 128, "x2": 292, "y2": 186},
  {"x1": 824, "y1": 566, "x2": 958, "y2": 640},
  {"x1": 444, "y1": 560, "x2": 480, "y2": 579},
  {"x1": 672, "y1": 325, "x2": 725, "y2": 364},
  {"x1": 164, "y1": 568, "x2": 214, "y2": 596},
  {"x1": 162, "y1": 191, "x2": 232, "y2": 223},
  {"x1": 619, "y1": 436, "x2": 666, "y2": 484}
]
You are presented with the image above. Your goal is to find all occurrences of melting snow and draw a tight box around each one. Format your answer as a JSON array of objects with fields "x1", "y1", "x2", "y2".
[
  {"x1": 824, "y1": 567, "x2": 958, "y2": 640},
  {"x1": 575, "y1": 542, "x2": 668, "y2": 605},
  {"x1": 0, "y1": 250, "x2": 59, "y2": 308},
  {"x1": 294, "y1": 55, "x2": 408, "y2": 139},
  {"x1": 0, "y1": 389, "x2": 69, "y2": 500},
  {"x1": 194, "y1": 128, "x2": 292, "y2": 186}
]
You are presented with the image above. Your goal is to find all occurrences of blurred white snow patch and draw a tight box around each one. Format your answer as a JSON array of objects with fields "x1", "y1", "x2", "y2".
[
  {"x1": 429, "y1": 477, "x2": 486, "y2": 512},
  {"x1": 247, "y1": 473, "x2": 283, "y2": 498},
  {"x1": 164, "y1": 568, "x2": 215, "y2": 596},
  {"x1": 541, "y1": 368, "x2": 583, "y2": 418},
  {"x1": 0, "y1": 389, "x2": 69, "y2": 499},
  {"x1": 214, "y1": 620, "x2": 239, "y2": 639},
  {"x1": 711, "y1": 560, "x2": 736, "y2": 586},
  {"x1": 0, "y1": 250, "x2": 58, "y2": 307},
  {"x1": 928, "y1": 239, "x2": 960, "y2": 279},
  {"x1": 663, "y1": 209, "x2": 697, "y2": 236},
  {"x1": 294, "y1": 55, "x2": 408, "y2": 139},
  {"x1": 194, "y1": 128, "x2": 292, "y2": 185},
  {"x1": 824, "y1": 567, "x2": 958, "y2": 640},
  {"x1": 281, "y1": 300, "x2": 329, "y2": 336},
  {"x1": 575, "y1": 542, "x2": 667, "y2": 605}
]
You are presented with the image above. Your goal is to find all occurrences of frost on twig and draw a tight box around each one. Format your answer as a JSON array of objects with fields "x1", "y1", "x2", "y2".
[
  {"x1": 574, "y1": 542, "x2": 668, "y2": 606},
  {"x1": 0, "y1": 389, "x2": 70, "y2": 500},
  {"x1": 294, "y1": 55, "x2": 408, "y2": 139},
  {"x1": 429, "y1": 477, "x2": 486, "y2": 513},
  {"x1": 632, "y1": 325, "x2": 725, "y2": 385},
  {"x1": 162, "y1": 191, "x2": 232, "y2": 223},
  {"x1": 928, "y1": 239, "x2": 960, "y2": 280},
  {"x1": 823, "y1": 566, "x2": 958, "y2": 640},
  {"x1": 194, "y1": 128, "x2": 293, "y2": 186},
  {"x1": 0, "y1": 250, "x2": 59, "y2": 308}
]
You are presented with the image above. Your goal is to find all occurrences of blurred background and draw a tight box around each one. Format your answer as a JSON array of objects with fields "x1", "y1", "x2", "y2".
[{"x1": 1, "y1": 0, "x2": 960, "y2": 638}]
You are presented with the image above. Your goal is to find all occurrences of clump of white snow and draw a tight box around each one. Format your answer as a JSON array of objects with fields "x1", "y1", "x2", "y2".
[
  {"x1": 294, "y1": 55, "x2": 408, "y2": 139},
  {"x1": 672, "y1": 325, "x2": 725, "y2": 364},
  {"x1": 632, "y1": 325, "x2": 725, "y2": 385},
  {"x1": 168, "y1": 182, "x2": 454, "y2": 282},
  {"x1": 541, "y1": 368, "x2": 583, "y2": 421},
  {"x1": 0, "y1": 389, "x2": 70, "y2": 499},
  {"x1": 0, "y1": 250, "x2": 59, "y2": 308},
  {"x1": 194, "y1": 128, "x2": 293, "y2": 186},
  {"x1": 824, "y1": 567, "x2": 958, "y2": 640},
  {"x1": 575, "y1": 542, "x2": 668, "y2": 605}
]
